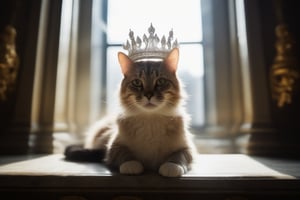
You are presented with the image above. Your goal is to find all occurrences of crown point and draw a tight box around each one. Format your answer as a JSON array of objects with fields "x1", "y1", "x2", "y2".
[
  {"x1": 148, "y1": 24, "x2": 155, "y2": 35},
  {"x1": 136, "y1": 36, "x2": 142, "y2": 48},
  {"x1": 169, "y1": 29, "x2": 174, "y2": 38},
  {"x1": 123, "y1": 40, "x2": 130, "y2": 50},
  {"x1": 161, "y1": 36, "x2": 166, "y2": 49},
  {"x1": 173, "y1": 39, "x2": 179, "y2": 48},
  {"x1": 129, "y1": 29, "x2": 134, "y2": 38},
  {"x1": 143, "y1": 34, "x2": 148, "y2": 43}
]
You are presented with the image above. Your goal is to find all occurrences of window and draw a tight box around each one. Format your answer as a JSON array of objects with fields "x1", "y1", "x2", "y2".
[
  {"x1": 105, "y1": 0, "x2": 204, "y2": 127},
  {"x1": 49, "y1": 0, "x2": 253, "y2": 153},
  {"x1": 1, "y1": 0, "x2": 293, "y2": 157}
]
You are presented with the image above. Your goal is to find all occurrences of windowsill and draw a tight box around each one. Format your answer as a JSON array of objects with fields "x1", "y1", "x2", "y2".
[{"x1": 1, "y1": 154, "x2": 300, "y2": 199}]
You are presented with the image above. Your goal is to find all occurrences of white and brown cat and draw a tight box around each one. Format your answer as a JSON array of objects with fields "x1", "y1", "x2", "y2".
[{"x1": 65, "y1": 48, "x2": 196, "y2": 177}]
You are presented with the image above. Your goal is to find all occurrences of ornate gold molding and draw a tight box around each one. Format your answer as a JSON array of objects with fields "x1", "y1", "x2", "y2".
[
  {"x1": 270, "y1": 24, "x2": 299, "y2": 108},
  {"x1": 0, "y1": 25, "x2": 19, "y2": 101}
]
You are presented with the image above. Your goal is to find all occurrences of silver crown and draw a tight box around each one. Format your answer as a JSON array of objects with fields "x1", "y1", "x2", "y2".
[{"x1": 123, "y1": 24, "x2": 179, "y2": 62}]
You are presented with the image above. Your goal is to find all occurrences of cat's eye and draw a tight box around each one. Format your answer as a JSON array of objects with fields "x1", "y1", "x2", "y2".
[
  {"x1": 156, "y1": 78, "x2": 167, "y2": 86},
  {"x1": 131, "y1": 79, "x2": 143, "y2": 87}
]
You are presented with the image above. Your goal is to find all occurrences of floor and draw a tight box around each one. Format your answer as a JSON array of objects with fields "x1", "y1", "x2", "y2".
[
  {"x1": 1, "y1": 154, "x2": 300, "y2": 178},
  {"x1": 0, "y1": 154, "x2": 300, "y2": 199}
]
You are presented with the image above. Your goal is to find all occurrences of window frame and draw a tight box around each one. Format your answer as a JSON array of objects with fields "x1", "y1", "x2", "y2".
[{"x1": 50, "y1": 0, "x2": 268, "y2": 154}]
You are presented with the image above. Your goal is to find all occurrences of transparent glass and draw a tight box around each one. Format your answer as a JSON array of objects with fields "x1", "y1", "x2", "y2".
[
  {"x1": 107, "y1": 0, "x2": 202, "y2": 44},
  {"x1": 106, "y1": 0, "x2": 204, "y2": 127}
]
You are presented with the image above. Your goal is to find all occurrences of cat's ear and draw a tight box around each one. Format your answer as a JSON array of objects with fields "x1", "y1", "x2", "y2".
[
  {"x1": 118, "y1": 52, "x2": 133, "y2": 75},
  {"x1": 164, "y1": 47, "x2": 179, "y2": 73}
]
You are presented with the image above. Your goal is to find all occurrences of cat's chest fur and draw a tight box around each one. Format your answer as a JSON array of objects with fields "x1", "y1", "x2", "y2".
[{"x1": 115, "y1": 114, "x2": 187, "y2": 169}]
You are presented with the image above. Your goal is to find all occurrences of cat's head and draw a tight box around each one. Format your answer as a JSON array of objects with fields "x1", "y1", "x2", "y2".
[{"x1": 118, "y1": 48, "x2": 183, "y2": 115}]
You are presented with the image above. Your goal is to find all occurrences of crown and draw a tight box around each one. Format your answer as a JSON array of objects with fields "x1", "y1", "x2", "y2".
[{"x1": 123, "y1": 23, "x2": 179, "y2": 62}]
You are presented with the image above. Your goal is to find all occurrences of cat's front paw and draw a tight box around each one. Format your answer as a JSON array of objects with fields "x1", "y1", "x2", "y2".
[
  {"x1": 159, "y1": 162, "x2": 185, "y2": 177},
  {"x1": 120, "y1": 160, "x2": 144, "y2": 175}
]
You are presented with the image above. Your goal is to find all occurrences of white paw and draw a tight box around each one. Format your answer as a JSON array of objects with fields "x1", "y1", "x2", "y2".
[
  {"x1": 159, "y1": 162, "x2": 185, "y2": 177},
  {"x1": 120, "y1": 160, "x2": 144, "y2": 175}
]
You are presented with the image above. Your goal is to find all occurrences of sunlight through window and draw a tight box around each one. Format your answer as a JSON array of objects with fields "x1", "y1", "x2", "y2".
[{"x1": 106, "y1": 0, "x2": 205, "y2": 126}]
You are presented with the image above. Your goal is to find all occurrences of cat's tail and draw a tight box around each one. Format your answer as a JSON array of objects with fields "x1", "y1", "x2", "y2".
[{"x1": 64, "y1": 145, "x2": 105, "y2": 162}]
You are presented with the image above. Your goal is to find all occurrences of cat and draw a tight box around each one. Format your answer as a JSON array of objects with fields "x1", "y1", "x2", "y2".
[{"x1": 65, "y1": 48, "x2": 196, "y2": 177}]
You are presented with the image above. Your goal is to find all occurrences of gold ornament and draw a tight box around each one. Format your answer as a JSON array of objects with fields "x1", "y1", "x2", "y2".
[
  {"x1": 270, "y1": 24, "x2": 299, "y2": 108},
  {"x1": 0, "y1": 25, "x2": 19, "y2": 101}
]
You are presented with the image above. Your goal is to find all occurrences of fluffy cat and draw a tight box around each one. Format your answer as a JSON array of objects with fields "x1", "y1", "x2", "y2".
[{"x1": 65, "y1": 48, "x2": 196, "y2": 177}]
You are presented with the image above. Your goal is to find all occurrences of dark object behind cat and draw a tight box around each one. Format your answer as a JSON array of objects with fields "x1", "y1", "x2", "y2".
[{"x1": 64, "y1": 145, "x2": 105, "y2": 162}]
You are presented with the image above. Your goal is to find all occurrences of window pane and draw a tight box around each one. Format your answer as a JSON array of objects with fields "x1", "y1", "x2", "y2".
[
  {"x1": 106, "y1": 46, "x2": 124, "y2": 114},
  {"x1": 107, "y1": 0, "x2": 202, "y2": 44},
  {"x1": 106, "y1": 0, "x2": 204, "y2": 127},
  {"x1": 178, "y1": 44, "x2": 205, "y2": 127},
  {"x1": 107, "y1": 0, "x2": 204, "y2": 126}
]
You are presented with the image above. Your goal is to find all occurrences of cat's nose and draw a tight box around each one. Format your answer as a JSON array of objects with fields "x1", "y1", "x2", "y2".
[{"x1": 144, "y1": 92, "x2": 153, "y2": 100}]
